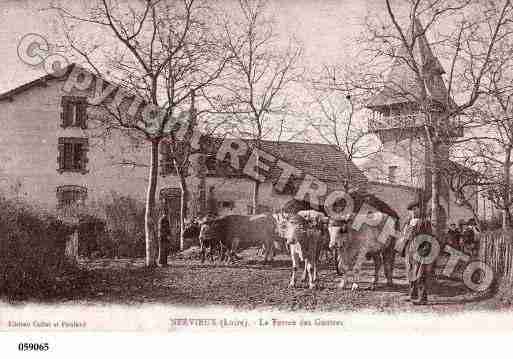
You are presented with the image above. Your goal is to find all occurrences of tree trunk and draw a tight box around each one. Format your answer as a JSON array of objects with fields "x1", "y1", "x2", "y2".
[
  {"x1": 503, "y1": 148, "x2": 511, "y2": 230},
  {"x1": 179, "y1": 175, "x2": 188, "y2": 250},
  {"x1": 252, "y1": 180, "x2": 260, "y2": 214},
  {"x1": 144, "y1": 139, "x2": 159, "y2": 267},
  {"x1": 252, "y1": 145, "x2": 260, "y2": 214},
  {"x1": 430, "y1": 141, "x2": 441, "y2": 238}
]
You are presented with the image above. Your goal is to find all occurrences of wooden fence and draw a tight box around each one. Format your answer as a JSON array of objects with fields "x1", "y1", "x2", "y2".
[{"x1": 479, "y1": 230, "x2": 513, "y2": 282}]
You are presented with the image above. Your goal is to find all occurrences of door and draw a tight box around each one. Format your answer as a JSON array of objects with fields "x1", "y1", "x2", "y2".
[{"x1": 160, "y1": 187, "x2": 182, "y2": 251}]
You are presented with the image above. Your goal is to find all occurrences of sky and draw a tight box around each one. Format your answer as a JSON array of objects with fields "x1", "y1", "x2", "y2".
[
  {"x1": 0, "y1": 0, "x2": 374, "y2": 94},
  {"x1": 0, "y1": 0, "x2": 386, "y2": 152}
]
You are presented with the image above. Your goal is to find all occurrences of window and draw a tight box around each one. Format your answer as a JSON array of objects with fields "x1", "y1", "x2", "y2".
[
  {"x1": 57, "y1": 137, "x2": 89, "y2": 173},
  {"x1": 220, "y1": 200, "x2": 234, "y2": 209},
  {"x1": 56, "y1": 185, "x2": 87, "y2": 209},
  {"x1": 61, "y1": 96, "x2": 87, "y2": 129},
  {"x1": 388, "y1": 165, "x2": 398, "y2": 184},
  {"x1": 205, "y1": 154, "x2": 217, "y2": 175}
]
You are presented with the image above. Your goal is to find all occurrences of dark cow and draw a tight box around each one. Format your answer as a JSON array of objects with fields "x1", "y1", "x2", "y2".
[
  {"x1": 328, "y1": 214, "x2": 397, "y2": 290},
  {"x1": 183, "y1": 214, "x2": 281, "y2": 263}
]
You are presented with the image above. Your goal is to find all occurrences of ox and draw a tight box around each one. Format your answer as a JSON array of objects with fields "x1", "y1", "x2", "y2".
[
  {"x1": 327, "y1": 214, "x2": 396, "y2": 290},
  {"x1": 282, "y1": 214, "x2": 324, "y2": 289},
  {"x1": 183, "y1": 214, "x2": 281, "y2": 263}
]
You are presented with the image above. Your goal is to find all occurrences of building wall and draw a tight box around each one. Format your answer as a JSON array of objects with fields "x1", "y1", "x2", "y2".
[
  {"x1": 369, "y1": 181, "x2": 476, "y2": 230},
  {"x1": 369, "y1": 182, "x2": 419, "y2": 228},
  {"x1": 203, "y1": 179, "x2": 295, "y2": 216},
  {"x1": 0, "y1": 76, "x2": 192, "y2": 212},
  {"x1": 1, "y1": 74, "x2": 472, "y2": 226},
  {"x1": 0, "y1": 78, "x2": 303, "y2": 216},
  {"x1": 363, "y1": 133, "x2": 427, "y2": 189}
]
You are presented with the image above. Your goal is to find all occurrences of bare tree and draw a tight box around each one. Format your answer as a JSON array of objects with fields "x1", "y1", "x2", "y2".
[
  {"x1": 471, "y1": 42, "x2": 513, "y2": 229},
  {"x1": 305, "y1": 86, "x2": 382, "y2": 191},
  {"x1": 51, "y1": 0, "x2": 230, "y2": 266},
  {"x1": 216, "y1": 0, "x2": 302, "y2": 214},
  {"x1": 326, "y1": 0, "x2": 513, "y2": 237},
  {"x1": 440, "y1": 155, "x2": 489, "y2": 230},
  {"x1": 463, "y1": 129, "x2": 513, "y2": 229}
]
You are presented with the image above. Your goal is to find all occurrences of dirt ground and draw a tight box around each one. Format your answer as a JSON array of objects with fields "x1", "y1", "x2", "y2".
[{"x1": 26, "y1": 247, "x2": 506, "y2": 313}]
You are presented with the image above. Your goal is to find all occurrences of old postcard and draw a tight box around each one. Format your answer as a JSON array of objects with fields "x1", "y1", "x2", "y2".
[{"x1": 1, "y1": 0, "x2": 513, "y2": 343}]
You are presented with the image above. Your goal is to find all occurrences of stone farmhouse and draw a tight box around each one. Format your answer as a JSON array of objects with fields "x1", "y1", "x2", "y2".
[
  {"x1": 0, "y1": 66, "x2": 367, "y2": 227},
  {"x1": 0, "y1": 19, "x2": 478, "y2": 236}
]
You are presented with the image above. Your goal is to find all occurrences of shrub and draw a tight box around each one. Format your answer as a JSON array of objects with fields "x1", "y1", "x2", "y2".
[
  {"x1": 90, "y1": 192, "x2": 146, "y2": 258},
  {"x1": 0, "y1": 196, "x2": 74, "y2": 300},
  {"x1": 77, "y1": 214, "x2": 107, "y2": 257}
]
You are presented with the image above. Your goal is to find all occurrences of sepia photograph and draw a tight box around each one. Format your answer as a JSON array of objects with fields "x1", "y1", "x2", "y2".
[{"x1": 1, "y1": 0, "x2": 513, "y2": 346}]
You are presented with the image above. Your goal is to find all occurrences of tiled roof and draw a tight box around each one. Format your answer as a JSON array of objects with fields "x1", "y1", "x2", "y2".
[
  {"x1": 367, "y1": 19, "x2": 452, "y2": 108},
  {"x1": 202, "y1": 137, "x2": 368, "y2": 188},
  {"x1": 256, "y1": 140, "x2": 367, "y2": 185}
]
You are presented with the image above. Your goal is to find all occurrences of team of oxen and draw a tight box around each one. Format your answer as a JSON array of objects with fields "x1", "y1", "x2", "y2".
[{"x1": 183, "y1": 194, "x2": 400, "y2": 290}]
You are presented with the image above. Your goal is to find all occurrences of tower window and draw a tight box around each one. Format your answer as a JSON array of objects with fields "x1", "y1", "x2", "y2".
[{"x1": 388, "y1": 165, "x2": 398, "y2": 184}]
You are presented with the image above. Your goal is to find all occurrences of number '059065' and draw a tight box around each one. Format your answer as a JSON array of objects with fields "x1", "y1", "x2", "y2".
[{"x1": 18, "y1": 343, "x2": 49, "y2": 351}]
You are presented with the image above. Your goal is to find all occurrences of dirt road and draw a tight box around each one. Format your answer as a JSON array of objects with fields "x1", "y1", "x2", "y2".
[{"x1": 37, "y1": 249, "x2": 502, "y2": 313}]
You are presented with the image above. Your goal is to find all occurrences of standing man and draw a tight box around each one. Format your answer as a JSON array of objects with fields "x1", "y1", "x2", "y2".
[
  {"x1": 403, "y1": 199, "x2": 434, "y2": 305},
  {"x1": 158, "y1": 207, "x2": 171, "y2": 267},
  {"x1": 463, "y1": 218, "x2": 480, "y2": 258},
  {"x1": 468, "y1": 219, "x2": 480, "y2": 257}
]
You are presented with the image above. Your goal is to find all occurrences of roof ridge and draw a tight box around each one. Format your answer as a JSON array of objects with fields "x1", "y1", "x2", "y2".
[
  {"x1": 0, "y1": 63, "x2": 78, "y2": 101},
  {"x1": 247, "y1": 138, "x2": 340, "y2": 147}
]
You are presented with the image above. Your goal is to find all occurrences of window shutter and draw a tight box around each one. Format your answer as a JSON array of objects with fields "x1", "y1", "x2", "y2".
[
  {"x1": 63, "y1": 142, "x2": 73, "y2": 169},
  {"x1": 56, "y1": 189, "x2": 63, "y2": 208},
  {"x1": 57, "y1": 138, "x2": 65, "y2": 172},
  {"x1": 73, "y1": 143, "x2": 82, "y2": 170},
  {"x1": 60, "y1": 97, "x2": 72, "y2": 128},
  {"x1": 77, "y1": 100, "x2": 88, "y2": 129},
  {"x1": 80, "y1": 140, "x2": 89, "y2": 173}
]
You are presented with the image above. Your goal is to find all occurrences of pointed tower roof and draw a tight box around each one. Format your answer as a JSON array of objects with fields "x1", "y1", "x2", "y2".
[{"x1": 367, "y1": 19, "x2": 451, "y2": 108}]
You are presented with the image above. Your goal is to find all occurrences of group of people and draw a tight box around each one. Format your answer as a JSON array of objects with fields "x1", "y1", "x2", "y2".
[{"x1": 447, "y1": 219, "x2": 480, "y2": 257}]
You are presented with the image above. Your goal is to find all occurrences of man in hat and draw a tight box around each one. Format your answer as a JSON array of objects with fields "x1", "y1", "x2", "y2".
[
  {"x1": 403, "y1": 198, "x2": 434, "y2": 305},
  {"x1": 398, "y1": 199, "x2": 421, "y2": 256},
  {"x1": 462, "y1": 218, "x2": 480, "y2": 257},
  {"x1": 158, "y1": 207, "x2": 172, "y2": 267}
]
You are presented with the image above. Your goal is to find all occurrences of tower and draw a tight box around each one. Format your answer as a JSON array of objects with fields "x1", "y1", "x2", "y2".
[{"x1": 366, "y1": 19, "x2": 462, "y2": 224}]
